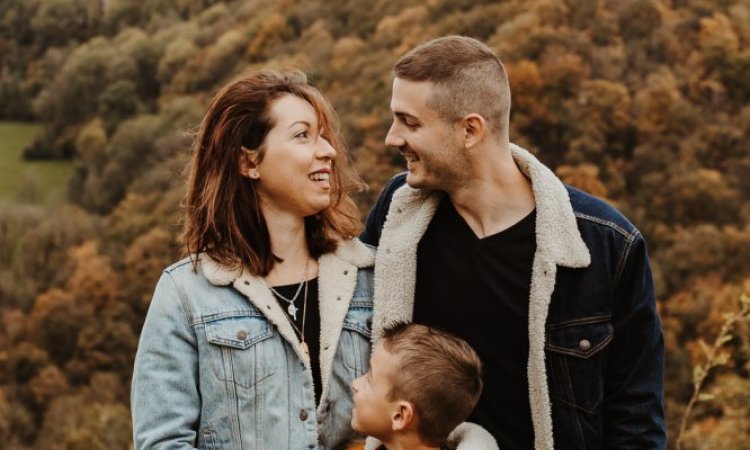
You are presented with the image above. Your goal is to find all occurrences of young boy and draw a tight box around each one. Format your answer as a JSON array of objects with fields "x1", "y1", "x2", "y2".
[{"x1": 350, "y1": 322, "x2": 498, "y2": 450}]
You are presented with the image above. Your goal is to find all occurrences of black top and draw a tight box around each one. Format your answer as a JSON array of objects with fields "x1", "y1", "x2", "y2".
[
  {"x1": 413, "y1": 199, "x2": 536, "y2": 448},
  {"x1": 271, "y1": 277, "x2": 322, "y2": 405}
]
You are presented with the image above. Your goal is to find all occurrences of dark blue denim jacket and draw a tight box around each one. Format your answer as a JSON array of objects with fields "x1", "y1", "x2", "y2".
[{"x1": 362, "y1": 145, "x2": 666, "y2": 449}]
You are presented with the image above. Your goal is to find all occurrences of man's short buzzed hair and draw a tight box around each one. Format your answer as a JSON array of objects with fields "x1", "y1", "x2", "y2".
[
  {"x1": 379, "y1": 322, "x2": 483, "y2": 446},
  {"x1": 393, "y1": 35, "x2": 511, "y2": 137}
]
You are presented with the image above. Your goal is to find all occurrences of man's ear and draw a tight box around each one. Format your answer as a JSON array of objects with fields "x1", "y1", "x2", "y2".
[
  {"x1": 391, "y1": 401, "x2": 415, "y2": 432},
  {"x1": 239, "y1": 145, "x2": 260, "y2": 178},
  {"x1": 460, "y1": 114, "x2": 486, "y2": 150}
]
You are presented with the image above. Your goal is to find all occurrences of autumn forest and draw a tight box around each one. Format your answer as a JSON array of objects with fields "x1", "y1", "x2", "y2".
[{"x1": 0, "y1": 0, "x2": 749, "y2": 449}]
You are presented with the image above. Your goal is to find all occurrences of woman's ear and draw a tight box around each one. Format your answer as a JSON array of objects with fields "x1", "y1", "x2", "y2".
[{"x1": 239, "y1": 145, "x2": 260, "y2": 179}]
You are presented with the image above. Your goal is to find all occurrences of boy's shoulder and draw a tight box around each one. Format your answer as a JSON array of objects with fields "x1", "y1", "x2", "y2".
[
  {"x1": 363, "y1": 422, "x2": 498, "y2": 450},
  {"x1": 444, "y1": 422, "x2": 498, "y2": 449}
]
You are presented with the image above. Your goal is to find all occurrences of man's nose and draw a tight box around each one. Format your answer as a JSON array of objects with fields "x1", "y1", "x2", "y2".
[{"x1": 385, "y1": 122, "x2": 405, "y2": 148}]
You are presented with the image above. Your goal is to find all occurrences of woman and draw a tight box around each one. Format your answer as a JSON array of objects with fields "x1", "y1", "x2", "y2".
[{"x1": 131, "y1": 70, "x2": 374, "y2": 449}]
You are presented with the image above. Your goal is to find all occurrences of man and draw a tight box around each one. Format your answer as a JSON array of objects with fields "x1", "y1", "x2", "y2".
[{"x1": 362, "y1": 36, "x2": 666, "y2": 449}]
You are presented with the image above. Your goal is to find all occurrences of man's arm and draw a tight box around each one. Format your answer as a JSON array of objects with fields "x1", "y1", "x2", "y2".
[
  {"x1": 603, "y1": 233, "x2": 667, "y2": 448},
  {"x1": 360, "y1": 173, "x2": 407, "y2": 247}
]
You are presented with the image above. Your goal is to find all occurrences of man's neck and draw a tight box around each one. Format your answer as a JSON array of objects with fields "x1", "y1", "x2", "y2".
[{"x1": 447, "y1": 144, "x2": 535, "y2": 238}]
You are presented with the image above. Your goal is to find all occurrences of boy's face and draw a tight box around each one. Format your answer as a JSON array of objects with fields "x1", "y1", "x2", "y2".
[{"x1": 351, "y1": 342, "x2": 400, "y2": 439}]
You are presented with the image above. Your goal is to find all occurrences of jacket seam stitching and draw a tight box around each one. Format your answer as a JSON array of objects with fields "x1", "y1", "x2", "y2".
[
  {"x1": 545, "y1": 332, "x2": 614, "y2": 359},
  {"x1": 191, "y1": 310, "x2": 265, "y2": 324},
  {"x1": 574, "y1": 212, "x2": 635, "y2": 239},
  {"x1": 164, "y1": 270, "x2": 195, "y2": 322},
  {"x1": 547, "y1": 314, "x2": 612, "y2": 329},
  {"x1": 614, "y1": 232, "x2": 639, "y2": 287},
  {"x1": 164, "y1": 256, "x2": 194, "y2": 273}
]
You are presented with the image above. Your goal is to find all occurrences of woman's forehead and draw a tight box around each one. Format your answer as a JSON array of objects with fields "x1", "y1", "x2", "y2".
[{"x1": 268, "y1": 93, "x2": 320, "y2": 129}]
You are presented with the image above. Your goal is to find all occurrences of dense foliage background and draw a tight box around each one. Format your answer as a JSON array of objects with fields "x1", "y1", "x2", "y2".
[{"x1": 1, "y1": 0, "x2": 748, "y2": 448}]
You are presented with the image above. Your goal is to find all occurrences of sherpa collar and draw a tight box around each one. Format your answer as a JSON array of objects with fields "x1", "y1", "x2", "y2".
[
  {"x1": 364, "y1": 422, "x2": 499, "y2": 450},
  {"x1": 200, "y1": 238, "x2": 374, "y2": 415},
  {"x1": 372, "y1": 144, "x2": 590, "y2": 450}
]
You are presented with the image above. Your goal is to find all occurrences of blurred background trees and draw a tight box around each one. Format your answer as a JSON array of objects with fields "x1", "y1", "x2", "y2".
[{"x1": 0, "y1": 0, "x2": 748, "y2": 448}]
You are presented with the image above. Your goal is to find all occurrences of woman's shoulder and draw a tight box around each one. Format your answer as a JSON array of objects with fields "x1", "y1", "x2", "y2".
[
  {"x1": 163, "y1": 255, "x2": 198, "y2": 275},
  {"x1": 155, "y1": 255, "x2": 254, "y2": 316},
  {"x1": 161, "y1": 254, "x2": 236, "y2": 293},
  {"x1": 332, "y1": 238, "x2": 375, "y2": 269}
]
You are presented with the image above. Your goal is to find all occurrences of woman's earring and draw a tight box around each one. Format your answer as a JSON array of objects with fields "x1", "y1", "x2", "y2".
[{"x1": 249, "y1": 171, "x2": 259, "y2": 179}]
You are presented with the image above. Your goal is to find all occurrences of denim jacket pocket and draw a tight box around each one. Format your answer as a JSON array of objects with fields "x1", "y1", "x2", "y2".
[
  {"x1": 198, "y1": 428, "x2": 217, "y2": 450},
  {"x1": 204, "y1": 313, "x2": 277, "y2": 388},
  {"x1": 545, "y1": 315, "x2": 614, "y2": 413},
  {"x1": 341, "y1": 297, "x2": 373, "y2": 373}
]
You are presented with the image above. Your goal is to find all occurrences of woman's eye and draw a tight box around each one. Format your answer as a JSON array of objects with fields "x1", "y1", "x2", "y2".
[{"x1": 295, "y1": 131, "x2": 309, "y2": 139}]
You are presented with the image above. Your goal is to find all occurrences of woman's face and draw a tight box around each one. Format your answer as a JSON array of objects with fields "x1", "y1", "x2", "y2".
[{"x1": 253, "y1": 94, "x2": 336, "y2": 218}]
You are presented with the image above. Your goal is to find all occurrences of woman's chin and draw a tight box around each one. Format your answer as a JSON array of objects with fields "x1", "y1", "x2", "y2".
[{"x1": 303, "y1": 200, "x2": 331, "y2": 217}]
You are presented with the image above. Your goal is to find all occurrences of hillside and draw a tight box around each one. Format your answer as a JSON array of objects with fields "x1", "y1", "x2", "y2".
[
  {"x1": 0, "y1": 122, "x2": 72, "y2": 203},
  {"x1": 1, "y1": 1, "x2": 749, "y2": 449}
]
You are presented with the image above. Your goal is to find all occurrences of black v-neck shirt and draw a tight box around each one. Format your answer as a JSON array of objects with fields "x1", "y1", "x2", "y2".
[
  {"x1": 414, "y1": 199, "x2": 536, "y2": 448},
  {"x1": 271, "y1": 278, "x2": 322, "y2": 405}
]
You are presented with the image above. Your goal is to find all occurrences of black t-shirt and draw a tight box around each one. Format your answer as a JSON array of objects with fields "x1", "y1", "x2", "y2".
[
  {"x1": 271, "y1": 277, "x2": 322, "y2": 405},
  {"x1": 414, "y1": 199, "x2": 536, "y2": 448}
]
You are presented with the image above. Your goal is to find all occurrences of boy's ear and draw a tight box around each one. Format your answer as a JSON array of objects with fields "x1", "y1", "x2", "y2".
[
  {"x1": 391, "y1": 401, "x2": 415, "y2": 432},
  {"x1": 239, "y1": 145, "x2": 260, "y2": 178}
]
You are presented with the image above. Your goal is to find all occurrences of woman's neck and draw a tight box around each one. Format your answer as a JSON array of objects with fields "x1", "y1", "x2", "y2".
[{"x1": 261, "y1": 204, "x2": 316, "y2": 285}]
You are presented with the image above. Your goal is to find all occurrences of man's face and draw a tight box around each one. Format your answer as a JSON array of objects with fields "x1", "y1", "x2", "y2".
[
  {"x1": 385, "y1": 78, "x2": 466, "y2": 191},
  {"x1": 350, "y1": 342, "x2": 400, "y2": 440}
]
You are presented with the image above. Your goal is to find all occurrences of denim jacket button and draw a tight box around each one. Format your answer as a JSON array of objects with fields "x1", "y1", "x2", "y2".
[
  {"x1": 299, "y1": 409, "x2": 309, "y2": 421},
  {"x1": 579, "y1": 339, "x2": 591, "y2": 351},
  {"x1": 237, "y1": 331, "x2": 247, "y2": 340}
]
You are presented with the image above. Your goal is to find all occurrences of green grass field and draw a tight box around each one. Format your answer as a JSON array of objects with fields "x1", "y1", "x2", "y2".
[{"x1": 0, "y1": 122, "x2": 73, "y2": 204}]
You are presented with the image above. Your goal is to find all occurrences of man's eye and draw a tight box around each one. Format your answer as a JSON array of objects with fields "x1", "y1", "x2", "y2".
[{"x1": 400, "y1": 117, "x2": 418, "y2": 128}]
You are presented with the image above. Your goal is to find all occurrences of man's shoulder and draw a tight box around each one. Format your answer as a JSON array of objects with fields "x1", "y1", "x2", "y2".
[
  {"x1": 361, "y1": 172, "x2": 409, "y2": 246},
  {"x1": 565, "y1": 185, "x2": 640, "y2": 239},
  {"x1": 381, "y1": 172, "x2": 408, "y2": 200}
]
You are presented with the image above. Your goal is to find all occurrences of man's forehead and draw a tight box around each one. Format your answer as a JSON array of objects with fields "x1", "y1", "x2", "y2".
[{"x1": 390, "y1": 78, "x2": 436, "y2": 115}]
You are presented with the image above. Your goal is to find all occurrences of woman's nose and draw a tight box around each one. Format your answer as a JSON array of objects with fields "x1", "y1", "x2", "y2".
[{"x1": 317, "y1": 136, "x2": 336, "y2": 160}]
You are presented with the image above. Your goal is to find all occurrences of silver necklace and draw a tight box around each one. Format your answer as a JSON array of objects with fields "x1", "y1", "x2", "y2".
[
  {"x1": 290, "y1": 277, "x2": 310, "y2": 358},
  {"x1": 268, "y1": 258, "x2": 309, "y2": 321}
]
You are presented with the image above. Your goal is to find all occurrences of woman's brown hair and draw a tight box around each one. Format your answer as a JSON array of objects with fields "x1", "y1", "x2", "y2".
[{"x1": 183, "y1": 69, "x2": 364, "y2": 276}]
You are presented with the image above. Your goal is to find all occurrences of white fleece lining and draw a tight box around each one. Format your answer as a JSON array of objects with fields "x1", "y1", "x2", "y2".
[
  {"x1": 364, "y1": 421, "x2": 498, "y2": 450},
  {"x1": 372, "y1": 144, "x2": 591, "y2": 450}
]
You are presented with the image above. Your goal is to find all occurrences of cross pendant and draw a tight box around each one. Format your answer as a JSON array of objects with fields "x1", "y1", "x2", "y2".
[{"x1": 287, "y1": 303, "x2": 298, "y2": 321}]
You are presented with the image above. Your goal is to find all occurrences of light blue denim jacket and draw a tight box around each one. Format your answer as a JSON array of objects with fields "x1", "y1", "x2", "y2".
[{"x1": 131, "y1": 239, "x2": 375, "y2": 450}]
